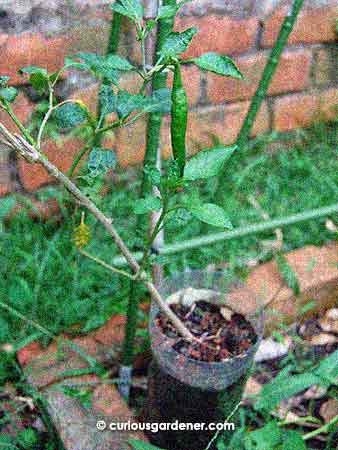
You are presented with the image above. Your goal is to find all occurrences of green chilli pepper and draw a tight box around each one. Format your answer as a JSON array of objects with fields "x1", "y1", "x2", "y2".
[{"x1": 171, "y1": 62, "x2": 188, "y2": 177}]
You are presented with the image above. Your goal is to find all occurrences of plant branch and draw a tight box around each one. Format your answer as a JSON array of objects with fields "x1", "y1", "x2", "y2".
[
  {"x1": 303, "y1": 415, "x2": 338, "y2": 441},
  {"x1": 37, "y1": 83, "x2": 54, "y2": 148},
  {"x1": 78, "y1": 248, "x2": 137, "y2": 280},
  {"x1": 0, "y1": 122, "x2": 195, "y2": 342}
]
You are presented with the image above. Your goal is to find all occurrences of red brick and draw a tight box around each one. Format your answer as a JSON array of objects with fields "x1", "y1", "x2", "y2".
[
  {"x1": 223, "y1": 100, "x2": 269, "y2": 143},
  {"x1": 0, "y1": 92, "x2": 35, "y2": 133},
  {"x1": 207, "y1": 49, "x2": 312, "y2": 104},
  {"x1": 19, "y1": 136, "x2": 85, "y2": 191},
  {"x1": 0, "y1": 183, "x2": 10, "y2": 196},
  {"x1": 0, "y1": 33, "x2": 63, "y2": 85},
  {"x1": 175, "y1": 15, "x2": 259, "y2": 58},
  {"x1": 273, "y1": 89, "x2": 338, "y2": 132},
  {"x1": 0, "y1": 23, "x2": 110, "y2": 86},
  {"x1": 115, "y1": 116, "x2": 147, "y2": 167},
  {"x1": 17, "y1": 341, "x2": 43, "y2": 366},
  {"x1": 262, "y1": 4, "x2": 337, "y2": 47},
  {"x1": 93, "y1": 314, "x2": 126, "y2": 346},
  {"x1": 274, "y1": 92, "x2": 317, "y2": 132},
  {"x1": 247, "y1": 243, "x2": 338, "y2": 334}
]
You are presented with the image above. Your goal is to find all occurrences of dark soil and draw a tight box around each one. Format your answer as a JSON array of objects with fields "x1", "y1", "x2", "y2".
[{"x1": 155, "y1": 300, "x2": 257, "y2": 362}]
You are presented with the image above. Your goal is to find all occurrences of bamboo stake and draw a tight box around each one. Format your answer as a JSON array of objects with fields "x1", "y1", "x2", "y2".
[
  {"x1": 237, "y1": 0, "x2": 305, "y2": 149},
  {"x1": 121, "y1": 0, "x2": 177, "y2": 372},
  {"x1": 109, "y1": 203, "x2": 338, "y2": 266}
]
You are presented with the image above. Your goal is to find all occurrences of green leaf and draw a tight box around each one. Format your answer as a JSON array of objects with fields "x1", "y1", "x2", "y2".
[
  {"x1": 159, "y1": 28, "x2": 198, "y2": 58},
  {"x1": 128, "y1": 439, "x2": 166, "y2": 450},
  {"x1": 0, "y1": 75, "x2": 10, "y2": 87},
  {"x1": 111, "y1": 0, "x2": 144, "y2": 24},
  {"x1": 99, "y1": 84, "x2": 116, "y2": 117},
  {"x1": 249, "y1": 421, "x2": 282, "y2": 450},
  {"x1": 275, "y1": 253, "x2": 300, "y2": 295},
  {"x1": 193, "y1": 52, "x2": 243, "y2": 79},
  {"x1": 133, "y1": 196, "x2": 162, "y2": 214},
  {"x1": 16, "y1": 428, "x2": 39, "y2": 449},
  {"x1": 282, "y1": 430, "x2": 306, "y2": 450},
  {"x1": 184, "y1": 145, "x2": 237, "y2": 181},
  {"x1": 54, "y1": 102, "x2": 88, "y2": 128},
  {"x1": 116, "y1": 90, "x2": 148, "y2": 118},
  {"x1": 314, "y1": 350, "x2": 338, "y2": 385},
  {"x1": 143, "y1": 165, "x2": 161, "y2": 187},
  {"x1": 157, "y1": 0, "x2": 192, "y2": 19},
  {"x1": 187, "y1": 203, "x2": 233, "y2": 228},
  {"x1": 0, "y1": 434, "x2": 19, "y2": 449},
  {"x1": 255, "y1": 371, "x2": 320, "y2": 411},
  {"x1": 0, "y1": 87, "x2": 18, "y2": 103},
  {"x1": 20, "y1": 66, "x2": 49, "y2": 93},
  {"x1": 73, "y1": 53, "x2": 121, "y2": 85},
  {"x1": 87, "y1": 147, "x2": 117, "y2": 176},
  {"x1": 146, "y1": 88, "x2": 172, "y2": 113},
  {"x1": 104, "y1": 54, "x2": 134, "y2": 71}
]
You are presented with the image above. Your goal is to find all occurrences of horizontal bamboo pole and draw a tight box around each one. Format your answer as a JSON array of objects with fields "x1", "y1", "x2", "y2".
[{"x1": 111, "y1": 204, "x2": 338, "y2": 266}]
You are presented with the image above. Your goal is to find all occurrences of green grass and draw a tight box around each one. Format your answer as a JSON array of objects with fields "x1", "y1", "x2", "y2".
[{"x1": 0, "y1": 122, "x2": 337, "y2": 348}]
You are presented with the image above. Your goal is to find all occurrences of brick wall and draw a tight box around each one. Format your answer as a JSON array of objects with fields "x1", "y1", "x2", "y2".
[{"x1": 0, "y1": 0, "x2": 336, "y2": 194}]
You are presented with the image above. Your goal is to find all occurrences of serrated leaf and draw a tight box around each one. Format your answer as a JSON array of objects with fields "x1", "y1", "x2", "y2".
[
  {"x1": 159, "y1": 28, "x2": 198, "y2": 58},
  {"x1": 54, "y1": 102, "x2": 88, "y2": 128},
  {"x1": 314, "y1": 350, "x2": 338, "y2": 385},
  {"x1": 193, "y1": 52, "x2": 243, "y2": 79},
  {"x1": 255, "y1": 371, "x2": 320, "y2": 411},
  {"x1": 187, "y1": 203, "x2": 232, "y2": 228},
  {"x1": 16, "y1": 428, "x2": 39, "y2": 449},
  {"x1": 184, "y1": 145, "x2": 237, "y2": 181},
  {"x1": 249, "y1": 421, "x2": 282, "y2": 450},
  {"x1": 282, "y1": 430, "x2": 306, "y2": 450},
  {"x1": 104, "y1": 54, "x2": 134, "y2": 71},
  {"x1": 275, "y1": 253, "x2": 300, "y2": 296},
  {"x1": 99, "y1": 84, "x2": 116, "y2": 117},
  {"x1": 87, "y1": 147, "x2": 117, "y2": 176},
  {"x1": 0, "y1": 87, "x2": 18, "y2": 103},
  {"x1": 111, "y1": 0, "x2": 144, "y2": 24},
  {"x1": 133, "y1": 196, "x2": 162, "y2": 214},
  {"x1": 128, "y1": 439, "x2": 166, "y2": 450}
]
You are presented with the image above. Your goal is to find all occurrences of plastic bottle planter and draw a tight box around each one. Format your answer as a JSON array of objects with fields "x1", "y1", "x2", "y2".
[{"x1": 144, "y1": 270, "x2": 264, "y2": 450}]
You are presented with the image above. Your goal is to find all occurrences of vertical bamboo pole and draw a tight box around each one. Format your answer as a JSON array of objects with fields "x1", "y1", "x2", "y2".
[
  {"x1": 236, "y1": 0, "x2": 305, "y2": 148},
  {"x1": 120, "y1": 0, "x2": 177, "y2": 400},
  {"x1": 214, "y1": 0, "x2": 304, "y2": 202}
]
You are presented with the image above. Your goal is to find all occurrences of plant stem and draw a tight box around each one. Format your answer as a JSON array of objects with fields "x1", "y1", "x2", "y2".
[
  {"x1": 303, "y1": 415, "x2": 338, "y2": 441},
  {"x1": 67, "y1": 141, "x2": 93, "y2": 178},
  {"x1": 78, "y1": 248, "x2": 136, "y2": 280}
]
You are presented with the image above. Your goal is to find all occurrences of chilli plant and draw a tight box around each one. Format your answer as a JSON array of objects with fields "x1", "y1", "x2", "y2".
[
  {"x1": 0, "y1": 1, "x2": 243, "y2": 353},
  {"x1": 0, "y1": 0, "x2": 306, "y2": 405}
]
